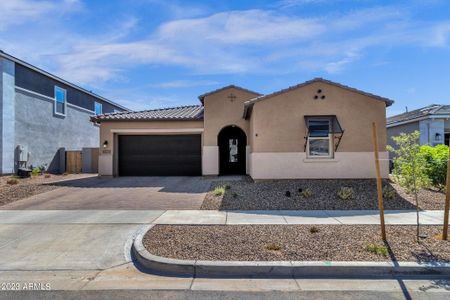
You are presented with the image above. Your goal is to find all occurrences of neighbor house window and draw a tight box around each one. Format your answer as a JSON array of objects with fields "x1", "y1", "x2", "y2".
[
  {"x1": 54, "y1": 86, "x2": 66, "y2": 116},
  {"x1": 95, "y1": 102, "x2": 102, "y2": 115},
  {"x1": 307, "y1": 119, "x2": 333, "y2": 158}
]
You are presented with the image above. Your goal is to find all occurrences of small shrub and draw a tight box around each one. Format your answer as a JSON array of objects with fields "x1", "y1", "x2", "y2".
[
  {"x1": 231, "y1": 192, "x2": 238, "y2": 198},
  {"x1": 337, "y1": 187, "x2": 354, "y2": 200},
  {"x1": 301, "y1": 188, "x2": 313, "y2": 198},
  {"x1": 31, "y1": 167, "x2": 39, "y2": 177},
  {"x1": 6, "y1": 178, "x2": 19, "y2": 185},
  {"x1": 382, "y1": 185, "x2": 396, "y2": 200},
  {"x1": 266, "y1": 243, "x2": 281, "y2": 251},
  {"x1": 224, "y1": 184, "x2": 231, "y2": 190},
  {"x1": 309, "y1": 226, "x2": 319, "y2": 233},
  {"x1": 213, "y1": 186, "x2": 225, "y2": 196},
  {"x1": 366, "y1": 244, "x2": 388, "y2": 257}
]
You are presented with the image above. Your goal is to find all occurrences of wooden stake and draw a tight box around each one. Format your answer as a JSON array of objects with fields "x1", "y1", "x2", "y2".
[
  {"x1": 372, "y1": 122, "x2": 387, "y2": 241},
  {"x1": 443, "y1": 140, "x2": 450, "y2": 240}
]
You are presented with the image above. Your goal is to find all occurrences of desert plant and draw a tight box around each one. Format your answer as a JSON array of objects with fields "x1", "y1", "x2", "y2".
[
  {"x1": 6, "y1": 178, "x2": 19, "y2": 185},
  {"x1": 309, "y1": 226, "x2": 319, "y2": 233},
  {"x1": 300, "y1": 188, "x2": 313, "y2": 198},
  {"x1": 224, "y1": 184, "x2": 231, "y2": 190},
  {"x1": 388, "y1": 131, "x2": 430, "y2": 240},
  {"x1": 366, "y1": 244, "x2": 388, "y2": 257},
  {"x1": 337, "y1": 187, "x2": 354, "y2": 200},
  {"x1": 266, "y1": 243, "x2": 281, "y2": 251},
  {"x1": 31, "y1": 167, "x2": 39, "y2": 177},
  {"x1": 382, "y1": 185, "x2": 396, "y2": 200},
  {"x1": 213, "y1": 186, "x2": 225, "y2": 196},
  {"x1": 420, "y1": 144, "x2": 448, "y2": 190},
  {"x1": 231, "y1": 192, "x2": 238, "y2": 198}
]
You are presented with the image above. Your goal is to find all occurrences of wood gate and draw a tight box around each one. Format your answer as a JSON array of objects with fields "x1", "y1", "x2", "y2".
[{"x1": 66, "y1": 151, "x2": 82, "y2": 173}]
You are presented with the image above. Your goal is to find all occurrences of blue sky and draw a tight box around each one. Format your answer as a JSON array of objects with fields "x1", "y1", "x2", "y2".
[{"x1": 1, "y1": 0, "x2": 450, "y2": 116}]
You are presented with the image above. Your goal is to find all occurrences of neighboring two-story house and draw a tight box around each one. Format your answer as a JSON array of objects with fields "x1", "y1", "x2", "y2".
[
  {"x1": 387, "y1": 104, "x2": 450, "y2": 148},
  {"x1": 0, "y1": 51, "x2": 127, "y2": 174}
]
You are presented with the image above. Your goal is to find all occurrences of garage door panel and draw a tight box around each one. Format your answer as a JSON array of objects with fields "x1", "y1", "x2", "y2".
[{"x1": 118, "y1": 135, "x2": 201, "y2": 176}]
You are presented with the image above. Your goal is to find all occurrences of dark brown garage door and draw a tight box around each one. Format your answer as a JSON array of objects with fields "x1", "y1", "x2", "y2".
[{"x1": 118, "y1": 135, "x2": 201, "y2": 176}]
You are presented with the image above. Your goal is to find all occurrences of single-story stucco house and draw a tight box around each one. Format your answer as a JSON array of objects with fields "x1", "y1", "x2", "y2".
[
  {"x1": 387, "y1": 104, "x2": 450, "y2": 148},
  {"x1": 91, "y1": 78, "x2": 393, "y2": 179}
]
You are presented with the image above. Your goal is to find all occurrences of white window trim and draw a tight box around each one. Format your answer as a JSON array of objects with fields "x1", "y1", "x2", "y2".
[
  {"x1": 306, "y1": 119, "x2": 334, "y2": 159},
  {"x1": 95, "y1": 101, "x2": 103, "y2": 115},
  {"x1": 54, "y1": 86, "x2": 67, "y2": 116}
]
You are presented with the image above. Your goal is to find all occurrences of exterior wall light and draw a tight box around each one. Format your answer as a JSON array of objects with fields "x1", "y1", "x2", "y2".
[{"x1": 103, "y1": 140, "x2": 108, "y2": 148}]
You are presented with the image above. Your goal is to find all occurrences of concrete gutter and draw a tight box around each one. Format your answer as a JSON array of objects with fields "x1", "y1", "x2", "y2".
[{"x1": 132, "y1": 225, "x2": 450, "y2": 277}]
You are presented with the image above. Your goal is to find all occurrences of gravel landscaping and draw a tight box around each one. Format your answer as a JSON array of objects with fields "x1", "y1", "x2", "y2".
[
  {"x1": 144, "y1": 225, "x2": 450, "y2": 262},
  {"x1": 201, "y1": 178, "x2": 445, "y2": 210},
  {"x1": 0, "y1": 174, "x2": 93, "y2": 207}
]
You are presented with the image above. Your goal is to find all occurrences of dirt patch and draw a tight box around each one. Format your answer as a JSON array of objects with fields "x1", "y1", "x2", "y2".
[
  {"x1": 144, "y1": 225, "x2": 450, "y2": 262},
  {"x1": 201, "y1": 178, "x2": 445, "y2": 210},
  {"x1": 0, "y1": 174, "x2": 95, "y2": 207}
]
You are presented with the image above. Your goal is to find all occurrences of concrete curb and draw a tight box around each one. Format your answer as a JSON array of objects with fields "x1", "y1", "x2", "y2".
[{"x1": 132, "y1": 225, "x2": 450, "y2": 277}]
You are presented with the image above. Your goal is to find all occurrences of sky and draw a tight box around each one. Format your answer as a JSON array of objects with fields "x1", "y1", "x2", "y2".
[{"x1": 1, "y1": 0, "x2": 450, "y2": 116}]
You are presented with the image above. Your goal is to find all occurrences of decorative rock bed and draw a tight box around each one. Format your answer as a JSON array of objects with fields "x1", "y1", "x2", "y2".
[
  {"x1": 201, "y1": 178, "x2": 445, "y2": 210},
  {"x1": 143, "y1": 224, "x2": 450, "y2": 263}
]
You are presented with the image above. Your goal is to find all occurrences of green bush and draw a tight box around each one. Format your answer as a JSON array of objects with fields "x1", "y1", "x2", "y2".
[
  {"x1": 31, "y1": 167, "x2": 39, "y2": 177},
  {"x1": 337, "y1": 187, "x2": 354, "y2": 200},
  {"x1": 382, "y1": 185, "x2": 396, "y2": 200},
  {"x1": 213, "y1": 186, "x2": 225, "y2": 196},
  {"x1": 366, "y1": 244, "x2": 388, "y2": 257},
  {"x1": 420, "y1": 144, "x2": 448, "y2": 190}
]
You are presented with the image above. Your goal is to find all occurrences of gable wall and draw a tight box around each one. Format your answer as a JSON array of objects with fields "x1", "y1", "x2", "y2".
[
  {"x1": 251, "y1": 81, "x2": 388, "y2": 153},
  {"x1": 203, "y1": 88, "x2": 257, "y2": 146}
]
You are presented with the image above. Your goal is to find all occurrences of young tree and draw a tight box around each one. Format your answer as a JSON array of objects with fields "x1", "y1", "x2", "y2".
[{"x1": 388, "y1": 131, "x2": 430, "y2": 241}]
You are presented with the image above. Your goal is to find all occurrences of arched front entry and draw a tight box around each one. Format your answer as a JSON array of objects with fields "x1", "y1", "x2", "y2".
[{"x1": 218, "y1": 125, "x2": 247, "y2": 175}]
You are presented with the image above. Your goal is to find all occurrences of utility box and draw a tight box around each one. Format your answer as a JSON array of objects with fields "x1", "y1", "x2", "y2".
[{"x1": 18, "y1": 145, "x2": 29, "y2": 162}]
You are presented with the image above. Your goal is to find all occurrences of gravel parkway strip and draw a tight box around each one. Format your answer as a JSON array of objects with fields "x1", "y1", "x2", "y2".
[{"x1": 144, "y1": 224, "x2": 450, "y2": 262}]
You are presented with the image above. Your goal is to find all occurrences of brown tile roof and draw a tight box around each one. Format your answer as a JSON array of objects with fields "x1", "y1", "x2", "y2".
[
  {"x1": 387, "y1": 104, "x2": 450, "y2": 126},
  {"x1": 243, "y1": 78, "x2": 394, "y2": 119},
  {"x1": 91, "y1": 105, "x2": 204, "y2": 122},
  {"x1": 198, "y1": 85, "x2": 261, "y2": 104}
]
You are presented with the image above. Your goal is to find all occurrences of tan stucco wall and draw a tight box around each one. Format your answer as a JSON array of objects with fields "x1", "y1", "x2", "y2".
[
  {"x1": 98, "y1": 120, "x2": 204, "y2": 176},
  {"x1": 203, "y1": 87, "x2": 258, "y2": 146},
  {"x1": 250, "y1": 81, "x2": 388, "y2": 153}
]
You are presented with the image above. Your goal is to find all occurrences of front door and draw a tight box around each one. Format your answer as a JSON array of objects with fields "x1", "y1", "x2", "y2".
[{"x1": 218, "y1": 126, "x2": 246, "y2": 175}]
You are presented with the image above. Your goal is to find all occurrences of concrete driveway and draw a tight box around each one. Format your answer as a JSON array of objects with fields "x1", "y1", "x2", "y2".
[{"x1": 2, "y1": 177, "x2": 211, "y2": 210}]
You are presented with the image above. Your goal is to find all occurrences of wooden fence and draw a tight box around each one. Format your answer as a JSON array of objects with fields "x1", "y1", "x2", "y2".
[{"x1": 65, "y1": 151, "x2": 82, "y2": 173}]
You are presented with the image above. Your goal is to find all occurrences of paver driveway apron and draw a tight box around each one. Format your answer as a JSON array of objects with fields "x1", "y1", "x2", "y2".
[{"x1": 2, "y1": 176, "x2": 211, "y2": 210}]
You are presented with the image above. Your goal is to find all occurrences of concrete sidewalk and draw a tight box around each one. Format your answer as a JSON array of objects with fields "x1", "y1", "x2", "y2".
[{"x1": 0, "y1": 209, "x2": 447, "y2": 225}]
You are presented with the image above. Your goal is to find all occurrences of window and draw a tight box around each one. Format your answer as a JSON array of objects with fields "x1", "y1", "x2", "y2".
[
  {"x1": 307, "y1": 119, "x2": 333, "y2": 158},
  {"x1": 95, "y1": 102, "x2": 102, "y2": 115},
  {"x1": 54, "y1": 86, "x2": 66, "y2": 116}
]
